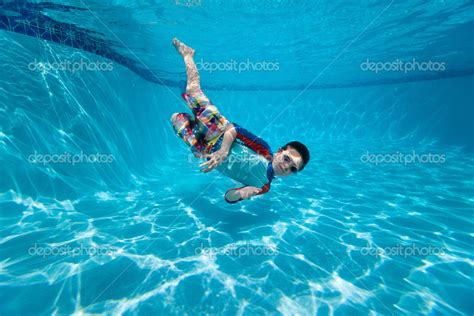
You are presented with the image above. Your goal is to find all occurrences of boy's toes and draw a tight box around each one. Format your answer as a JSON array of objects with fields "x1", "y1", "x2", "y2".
[{"x1": 172, "y1": 38, "x2": 195, "y2": 57}]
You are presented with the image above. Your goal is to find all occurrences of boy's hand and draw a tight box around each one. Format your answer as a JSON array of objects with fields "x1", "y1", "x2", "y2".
[
  {"x1": 238, "y1": 186, "x2": 261, "y2": 199},
  {"x1": 199, "y1": 149, "x2": 229, "y2": 172},
  {"x1": 200, "y1": 124, "x2": 236, "y2": 173},
  {"x1": 225, "y1": 186, "x2": 261, "y2": 202}
]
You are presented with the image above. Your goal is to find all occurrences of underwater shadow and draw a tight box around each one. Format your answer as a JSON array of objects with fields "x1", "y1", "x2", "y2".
[{"x1": 182, "y1": 195, "x2": 280, "y2": 239}]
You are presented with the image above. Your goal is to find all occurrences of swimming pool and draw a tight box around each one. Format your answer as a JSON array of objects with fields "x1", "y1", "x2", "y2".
[{"x1": 0, "y1": 0, "x2": 473, "y2": 314}]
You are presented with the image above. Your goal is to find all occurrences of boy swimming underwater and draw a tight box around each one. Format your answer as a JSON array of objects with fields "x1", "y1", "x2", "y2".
[{"x1": 171, "y1": 38, "x2": 310, "y2": 203}]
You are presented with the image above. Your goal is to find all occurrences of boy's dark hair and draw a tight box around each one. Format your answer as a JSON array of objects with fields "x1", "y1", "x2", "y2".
[{"x1": 283, "y1": 141, "x2": 310, "y2": 171}]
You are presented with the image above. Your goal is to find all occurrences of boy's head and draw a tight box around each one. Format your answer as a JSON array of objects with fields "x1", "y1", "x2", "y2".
[{"x1": 272, "y1": 141, "x2": 310, "y2": 176}]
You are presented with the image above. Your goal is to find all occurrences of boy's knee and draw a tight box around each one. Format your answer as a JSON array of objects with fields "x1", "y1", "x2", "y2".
[
  {"x1": 171, "y1": 113, "x2": 192, "y2": 130},
  {"x1": 171, "y1": 113, "x2": 179, "y2": 122},
  {"x1": 171, "y1": 113, "x2": 184, "y2": 130}
]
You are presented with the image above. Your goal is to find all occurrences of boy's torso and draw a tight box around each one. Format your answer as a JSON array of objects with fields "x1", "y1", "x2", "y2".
[{"x1": 215, "y1": 140, "x2": 271, "y2": 188}]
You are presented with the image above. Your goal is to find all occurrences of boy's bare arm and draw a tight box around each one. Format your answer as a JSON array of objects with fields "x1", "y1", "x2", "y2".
[
  {"x1": 200, "y1": 124, "x2": 236, "y2": 172},
  {"x1": 225, "y1": 186, "x2": 260, "y2": 202},
  {"x1": 218, "y1": 124, "x2": 237, "y2": 153}
]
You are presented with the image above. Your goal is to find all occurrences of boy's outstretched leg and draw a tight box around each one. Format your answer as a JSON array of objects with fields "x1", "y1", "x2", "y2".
[
  {"x1": 172, "y1": 38, "x2": 229, "y2": 145},
  {"x1": 172, "y1": 38, "x2": 201, "y2": 95}
]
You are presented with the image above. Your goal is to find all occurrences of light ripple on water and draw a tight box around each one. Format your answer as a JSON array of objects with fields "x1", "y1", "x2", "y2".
[
  {"x1": 0, "y1": 9, "x2": 473, "y2": 313},
  {"x1": 0, "y1": 142, "x2": 472, "y2": 314}
]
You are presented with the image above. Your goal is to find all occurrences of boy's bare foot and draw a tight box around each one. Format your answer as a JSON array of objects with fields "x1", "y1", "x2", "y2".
[{"x1": 172, "y1": 38, "x2": 195, "y2": 58}]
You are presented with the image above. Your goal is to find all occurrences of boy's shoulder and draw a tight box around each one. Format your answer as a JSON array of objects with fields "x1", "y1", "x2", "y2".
[{"x1": 232, "y1": 123, "x2": 272, "y2": 161}]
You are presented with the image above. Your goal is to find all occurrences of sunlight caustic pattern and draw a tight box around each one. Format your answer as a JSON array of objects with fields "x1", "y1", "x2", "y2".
[{"x1": 0, "y1": 0, "x2": 473, "y2": 315}]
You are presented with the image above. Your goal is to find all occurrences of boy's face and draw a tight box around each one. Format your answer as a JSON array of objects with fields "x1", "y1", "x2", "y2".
[{"x1": 272, "y1": 146, "x2": 303, "y2": 177}]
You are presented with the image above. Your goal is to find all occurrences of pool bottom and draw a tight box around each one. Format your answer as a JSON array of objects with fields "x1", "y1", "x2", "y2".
[{"x1": 0, "y1": 141, "x2": 472, "y2": 315}]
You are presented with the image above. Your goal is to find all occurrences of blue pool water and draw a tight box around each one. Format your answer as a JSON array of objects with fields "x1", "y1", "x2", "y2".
[{"x1": 0, "y1": 1, "x2": 473, "y2": 315}]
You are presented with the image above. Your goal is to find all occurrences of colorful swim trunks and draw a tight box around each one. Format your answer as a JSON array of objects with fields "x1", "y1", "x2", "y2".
[{"x1": 181, "y1": 90, "x2": 229, "y2": 152}]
